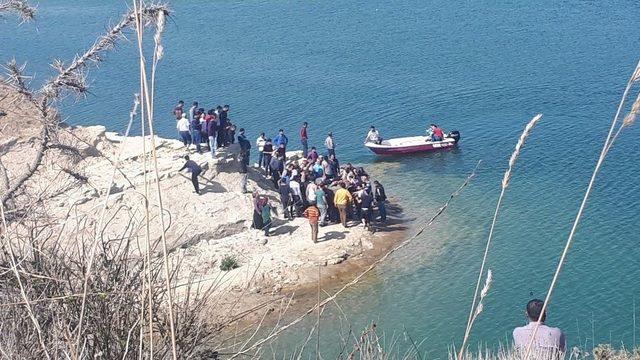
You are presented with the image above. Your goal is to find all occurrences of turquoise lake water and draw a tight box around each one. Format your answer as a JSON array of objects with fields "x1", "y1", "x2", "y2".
[{"x1": 2, "y1": 1, "x2": 640, "y2": 358}]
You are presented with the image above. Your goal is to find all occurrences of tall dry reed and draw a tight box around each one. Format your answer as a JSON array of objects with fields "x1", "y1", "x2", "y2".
[
  {"x1": 458, "y1": 114, "x2": 542, "y2": 359},
  {"x1": 522, "y1": 60, "x2": 640, "y2": 360},
  {"x1": 131, "y1": 1, "x2": 177, "y2": 358}
]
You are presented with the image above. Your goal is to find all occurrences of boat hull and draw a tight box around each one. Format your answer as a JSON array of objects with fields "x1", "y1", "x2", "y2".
[{"x1": 364, "y1": 136, "x2": 457, "y2": 155}]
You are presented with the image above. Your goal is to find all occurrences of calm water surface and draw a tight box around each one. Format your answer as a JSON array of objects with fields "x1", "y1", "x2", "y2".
[{"x1": 2, "y1": 1, "x2": 640, "y2": 357}]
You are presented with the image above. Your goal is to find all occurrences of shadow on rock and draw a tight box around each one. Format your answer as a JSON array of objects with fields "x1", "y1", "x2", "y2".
[
  {"x1": 320, "y1": 230, "x2": 350, "y2": 242},
  {"x1": 199, "y1": 177, "x2": 228, "y2": 194},
  {"x1": 271, "y1": 224, "x2": 299, "y2": 236}
]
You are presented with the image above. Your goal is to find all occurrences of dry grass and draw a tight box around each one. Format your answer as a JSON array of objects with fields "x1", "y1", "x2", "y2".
[{"x1": 453, "y1": 344, "x2": 640, "y2": 360}]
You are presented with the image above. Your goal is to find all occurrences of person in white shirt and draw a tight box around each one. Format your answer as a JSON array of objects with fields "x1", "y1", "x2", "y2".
[
  {"x1": 513, "y1": 299, "x2": 566, "y2": 357},
  {"x1": 306, "y1": 181, "x2": 317, "y2": 206},
  {"x1": 176, "y1": 113, "x2": 191, "y2": 148},
  {"x1": 324, "y1": 132, "x2": 335, "y2": 157},
  {"x1": 256, "y1": 132, "x2": 266, "y2": 167},
  {"x1": 289, "y1": 176, "x2": 303, "y2": 216},
  {"x1": 364, "y1": 126, "x2": 381, "y2": 144}
]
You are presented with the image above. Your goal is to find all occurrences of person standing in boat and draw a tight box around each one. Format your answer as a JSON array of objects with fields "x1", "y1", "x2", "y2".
[{"x1": 364, "y1": 126, "x2": 382, "y2": 144}]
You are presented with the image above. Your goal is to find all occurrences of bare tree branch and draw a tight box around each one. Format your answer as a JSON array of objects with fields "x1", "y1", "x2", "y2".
[
  {"x1": 2, "y1": 59, "x2": 33, "y2": 100},
  {"x1": 39, "y1": 4, "x2": 170, "y2": 109},
  {"x1": 0, "y1": 0, "x2": 35, "y2": 23},
  {"x1": 0, "y1": 126, "x2": 47, "y2": 208}
]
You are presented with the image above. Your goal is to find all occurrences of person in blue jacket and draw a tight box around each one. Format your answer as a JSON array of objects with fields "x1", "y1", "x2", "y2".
[
  {"x1": 273, "y1": 129, "x2": 289, "y2": 151},
  {"x1": 178, "y1": 155, "x2": 202, "y2": 194}
]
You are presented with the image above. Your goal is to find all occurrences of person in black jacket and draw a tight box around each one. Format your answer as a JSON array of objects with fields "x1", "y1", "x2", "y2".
[
  {"x1": 360, "y1": 187, "x2": 374, "y2": 231},
  {"x1": 237, "y1": 128, "x2": 251, "y2": 166},
  {"x1": 238, "y1": 129, "x2": 251, "y2": 193},
  {"x1": 179, "y1": 155, "x2": 202, "y2": 194},
  {"x1": 278, "y1": 178, "x2": 294, "y2": 220},
  {"x1": 220, "y1": 105, "x2": 231, "y2": 145},
  {"x1": 262, "y1": 138, "x2": 274, "y2": 176},
  {"x1": 190, "y1": 113, "x2": 203, "y2": 154},
  {"x1": 216, "y1": 105, "x2": 226, "y2": 148},
  {"x1": 374, "y1": 180, "x2": 387, "y2": 223},
  {"x1": 269, "y1": 156, "x2": 284, "y2": 187}
]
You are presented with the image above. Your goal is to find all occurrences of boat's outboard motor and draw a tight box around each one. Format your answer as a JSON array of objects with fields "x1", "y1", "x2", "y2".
[{"x1": 448, "y1": 131, "x2": 461, "y2": 143}]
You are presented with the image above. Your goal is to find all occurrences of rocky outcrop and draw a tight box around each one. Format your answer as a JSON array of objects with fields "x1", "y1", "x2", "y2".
[{"x1": 3, "y1": 123, "x2": 403, "y2": 321}]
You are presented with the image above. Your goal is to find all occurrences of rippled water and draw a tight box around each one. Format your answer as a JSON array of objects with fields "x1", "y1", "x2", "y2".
[{"x1": 3, "y1": 1, "x2": 640, "y2": 357}]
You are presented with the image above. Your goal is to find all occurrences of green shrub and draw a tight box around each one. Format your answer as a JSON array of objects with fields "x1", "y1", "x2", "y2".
[{"x1": 220, "y1": 255, "x2": 239, "y2": 271}]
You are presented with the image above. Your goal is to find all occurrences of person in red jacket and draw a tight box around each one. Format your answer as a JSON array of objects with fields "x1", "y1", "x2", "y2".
[{"x1": 430, "y1": 124, "x2": 444, "y2": 141}]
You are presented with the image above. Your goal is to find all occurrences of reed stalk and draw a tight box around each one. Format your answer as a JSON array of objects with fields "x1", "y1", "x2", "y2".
[
  {"x1": 523, "y1": 60, "x2": 640, "y2": 360},
  {"x1": 132, "y1": 1, "x2": 177, "y2": 358},
  {"x1": 458, "y1": 114, "x2": 542, "y2": 360}
]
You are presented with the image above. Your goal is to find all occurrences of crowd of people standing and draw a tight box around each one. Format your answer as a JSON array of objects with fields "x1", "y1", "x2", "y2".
[
  {"x1": 174, "y1": 100, "x2": 238, "y2": 157},
  {"x1": 174, "y1": 100, "x2": 389, "y2": 243},
  {"x1": 250, "y1": 122, "x2": 388, "y2": 242}
]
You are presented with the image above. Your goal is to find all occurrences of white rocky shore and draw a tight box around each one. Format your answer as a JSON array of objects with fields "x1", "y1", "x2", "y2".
[{"x1": 21, "y1": 125, "x2": 404, "y2": 316}]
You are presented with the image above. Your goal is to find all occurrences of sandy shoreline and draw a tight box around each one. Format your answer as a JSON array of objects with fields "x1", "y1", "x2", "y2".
[{"x1": 214, "y1": 203, "x2": 409, "y2": 331}]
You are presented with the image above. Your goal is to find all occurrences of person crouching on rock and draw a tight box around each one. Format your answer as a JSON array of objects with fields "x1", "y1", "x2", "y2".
[
  {"x1": 303, "y1": 201, "x2": 320, "y2": 243},
  {"x1": 179, "y1": 155, "x2": 202, "y2": 195}
]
